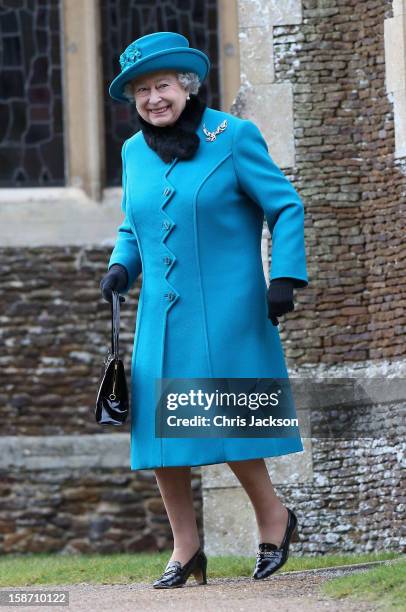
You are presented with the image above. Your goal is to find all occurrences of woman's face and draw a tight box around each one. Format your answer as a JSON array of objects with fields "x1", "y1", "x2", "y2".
[{"x1": 130, "y1": 70, "x2": 188, "y2": 126}]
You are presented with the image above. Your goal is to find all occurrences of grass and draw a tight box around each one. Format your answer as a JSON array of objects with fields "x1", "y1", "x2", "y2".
[
  {"x1": 0, "y1": 551, "x2": 399, "y2": 587},
  {"x1": 322, "y1": 558, "x2": 406, "y2": 611}
]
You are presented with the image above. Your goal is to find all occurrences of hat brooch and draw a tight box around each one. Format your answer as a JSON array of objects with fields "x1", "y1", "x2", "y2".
[
  {"x1": 119, "y1": 43, "x2": 142, "y2": 69},
  {"x1": 202, "y1": 119, "x2": 228, "y2": 142}
]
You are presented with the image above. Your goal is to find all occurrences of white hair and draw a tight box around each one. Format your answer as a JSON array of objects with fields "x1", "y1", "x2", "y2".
[{"x1": 123, "y1": 71, "x2": 201, "y2": 103}]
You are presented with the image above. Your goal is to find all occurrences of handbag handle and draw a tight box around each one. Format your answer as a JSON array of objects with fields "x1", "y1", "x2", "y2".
[{"x1": 110, "y1": 290, "x2": 121, "y2": 358}]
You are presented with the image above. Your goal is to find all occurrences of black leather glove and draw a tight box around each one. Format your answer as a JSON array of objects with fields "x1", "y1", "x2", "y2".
[
  {"x1": 267, "y1": 278, "x2": 295, "y2": 326},
  {"x1": 100, "y1": 264, "x2": 128, "y2": 303}
]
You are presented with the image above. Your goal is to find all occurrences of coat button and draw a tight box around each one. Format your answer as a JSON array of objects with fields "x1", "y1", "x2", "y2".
[
  {"x1": 163, "y1": 256, "x2": 172, "y2": 265},
  {"x1": 163, "y1": 187, "x2": 171, "y2": 196},
  {"x1": 165, "y1": 292, "x2": 175, "y2": 302}
]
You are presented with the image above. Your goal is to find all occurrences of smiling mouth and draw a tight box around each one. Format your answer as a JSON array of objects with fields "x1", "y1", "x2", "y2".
[{"x1": 150, "y1": 105, "x2": 171, "y2": 114}]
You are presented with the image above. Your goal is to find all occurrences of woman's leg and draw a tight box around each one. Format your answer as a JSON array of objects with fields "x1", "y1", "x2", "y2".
[
  {"x1": 227, "y1": 458, "x2": 289, "y2": 546},
  {"x1": 154, "y1": 466, "x2": 201, "y2": 565}
]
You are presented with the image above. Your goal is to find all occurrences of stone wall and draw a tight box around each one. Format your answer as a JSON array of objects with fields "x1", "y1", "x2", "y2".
[
  {"x1": 0, "y1": 246, "x2": 137, "y2": 435},
  {"x1": 285, "y1": 437, "x2": 405, "y2": 554},
  {"x1": 279, "y1": 0, "x2": 406, "y2": 552},
  {"x1": 234, "y1": 0, "x2": 405, "y2": 366},
  {"x1": 203, "y1": 438, "x2": 406, "y2": 556},
  {"x1": 0, "y1": 435, "x2": 204, "y2": 555},
  {"x1": 202, "y1": 370, "x2": 405, "y2": 556},
  {"x1": 0, "y1": 466, "x2": 203, "y2": 555}
]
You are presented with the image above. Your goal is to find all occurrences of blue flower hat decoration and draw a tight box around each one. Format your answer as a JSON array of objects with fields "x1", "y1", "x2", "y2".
[{"x1": 119, "y1": 43, "x2": 142, "y2": 69}]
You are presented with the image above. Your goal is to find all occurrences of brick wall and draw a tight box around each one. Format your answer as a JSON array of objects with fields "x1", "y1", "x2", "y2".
[
  {"x1": 273, "y1": 0, "x2": 405, "y2": 365},
  {"x1": 0, "y1": 246, "x2": 137, "y2": 435}
]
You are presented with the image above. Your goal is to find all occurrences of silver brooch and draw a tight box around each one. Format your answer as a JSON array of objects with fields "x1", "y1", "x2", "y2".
[{"x1": 202, "y1": 119, "x2": 228, "y2": 142}]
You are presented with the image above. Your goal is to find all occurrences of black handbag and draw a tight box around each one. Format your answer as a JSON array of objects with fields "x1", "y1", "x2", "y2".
[{"x1": 95, "y1": 290, "x2": 129, "y2": 425}]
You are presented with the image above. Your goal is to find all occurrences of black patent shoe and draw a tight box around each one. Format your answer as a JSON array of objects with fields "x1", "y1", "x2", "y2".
[
  {"x1": 252, "y1": 507, "x2": 299, "y2": 580},
  {"x1": 152, "y1": 547, "x2": 208, "y2": 589}
]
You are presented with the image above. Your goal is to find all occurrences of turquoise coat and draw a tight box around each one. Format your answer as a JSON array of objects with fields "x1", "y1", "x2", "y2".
[{"x1": 108, "y1": 105, "x2": 308, "y2": 470}]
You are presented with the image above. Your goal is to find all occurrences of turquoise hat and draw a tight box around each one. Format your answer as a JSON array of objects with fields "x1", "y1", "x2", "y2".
[{"x1": 109, "y1": 32, "x2": 210, "y2": 103}]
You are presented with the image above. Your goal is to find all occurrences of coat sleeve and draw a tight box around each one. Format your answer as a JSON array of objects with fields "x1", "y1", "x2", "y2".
[
  {"x1": 232, "y1": 119, "x2": 308, "y2": 288},
  {"x1": 107, "y1": 139, "x2": 142, "y2": 294}
]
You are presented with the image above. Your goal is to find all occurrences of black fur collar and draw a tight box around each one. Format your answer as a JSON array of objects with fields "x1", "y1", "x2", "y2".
[{"x1": 134, "y1": 94, "x2": 207, "y2": 163}]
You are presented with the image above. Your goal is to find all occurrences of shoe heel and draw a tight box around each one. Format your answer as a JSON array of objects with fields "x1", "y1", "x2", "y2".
[
  {"x1": 291, "y1": 526, "x2": 300, "y2": 543},
  {"x1": 192, "y1": 553, "x2": 207, "y2": 585}
]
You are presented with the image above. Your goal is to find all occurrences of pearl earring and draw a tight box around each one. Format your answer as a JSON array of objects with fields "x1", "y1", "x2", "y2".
[{"x1": 187, "y1": 95, "x2": 190, "y2": 100}]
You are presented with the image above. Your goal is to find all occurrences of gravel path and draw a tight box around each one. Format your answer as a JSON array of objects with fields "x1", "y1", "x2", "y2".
[{"x1": 0, "y1": 566, "x2": 379, "y2": 612}]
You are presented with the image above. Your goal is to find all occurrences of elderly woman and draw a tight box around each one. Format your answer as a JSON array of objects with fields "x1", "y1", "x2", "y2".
[{"x1": 100, "y1": 32, "x2": 308, "y2": 589}]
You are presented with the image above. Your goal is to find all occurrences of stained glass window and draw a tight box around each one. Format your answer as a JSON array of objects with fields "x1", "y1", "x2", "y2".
[
  {"x1": 100, "y1": 0, "x2": 220, "y2": 186},
  {"x1": 0, "y1": 0, "x2": 65, "y2": 187}
]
